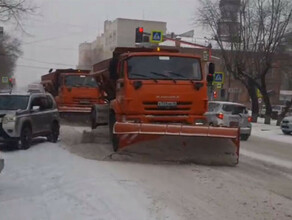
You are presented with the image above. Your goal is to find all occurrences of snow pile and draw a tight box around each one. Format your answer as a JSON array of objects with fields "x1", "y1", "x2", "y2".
[{"x1": 251, "y1": 118, "x2": 292, "y2": 145}]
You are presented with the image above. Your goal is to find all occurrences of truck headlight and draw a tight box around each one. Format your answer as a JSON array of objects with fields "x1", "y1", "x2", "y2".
[{"x1": 3, "y1": 114, "x2": 16, "y2": 124}]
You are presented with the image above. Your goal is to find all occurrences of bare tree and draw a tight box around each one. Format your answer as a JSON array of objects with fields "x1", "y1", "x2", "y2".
[
  {"x1": 198, "y1": 0, "x2": 292, "y2": 124},
  {"x1": 0, "y1": 0, "x2": 35, "y2": 28}
]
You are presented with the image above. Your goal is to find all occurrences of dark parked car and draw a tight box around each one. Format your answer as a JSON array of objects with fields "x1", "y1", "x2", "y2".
[{"x1": 281, "y1": 116, "x2": 292, "y2": 135}]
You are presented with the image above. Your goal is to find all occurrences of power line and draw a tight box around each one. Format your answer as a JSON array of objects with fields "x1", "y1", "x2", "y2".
[
  {"x1": 28, "y1": 17, "x2": 99, "y2": 29},
  {"x1": 32, "y1": 45, "x2": 78, "y2": 51},
  {"x1": 22, "y1": 30, "x2": 94, "y2": 45},
  {"x1": 16, "y1": 64, "x2": 59, "y2": 70},
  {"x1": 19, "y1": 57, "x2": 75, "y2": 67}
]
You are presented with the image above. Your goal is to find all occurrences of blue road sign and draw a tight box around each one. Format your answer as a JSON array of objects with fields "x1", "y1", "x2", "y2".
[
  {"x1": 213, "y1": 72, "x2": 224, "y2": 84},
  {"x1": 150, "y1": 31, "x2": 163, "y2": 43}
]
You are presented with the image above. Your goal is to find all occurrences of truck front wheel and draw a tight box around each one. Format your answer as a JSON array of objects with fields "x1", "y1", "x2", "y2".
[{"x1": 109, "y1": 111, "x2": 119, "y2": 152}]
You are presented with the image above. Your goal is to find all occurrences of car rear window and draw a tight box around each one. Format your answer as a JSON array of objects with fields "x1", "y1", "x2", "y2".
[
  {"x1": 208, "y1": 103, "x2": 221, "y2": 112},
  {"x1": 223, "y1": 104, "x2": 247, "y2": 114}
]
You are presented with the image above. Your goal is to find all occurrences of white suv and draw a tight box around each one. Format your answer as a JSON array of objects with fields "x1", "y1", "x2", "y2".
[{"x1": 205, "y1": 101, "x2": 252, "y2": 140}]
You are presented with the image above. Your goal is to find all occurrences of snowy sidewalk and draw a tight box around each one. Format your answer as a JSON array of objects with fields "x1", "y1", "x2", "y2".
[{"x1": 251, "y1": 118, "x2": 292, "y2": 145}]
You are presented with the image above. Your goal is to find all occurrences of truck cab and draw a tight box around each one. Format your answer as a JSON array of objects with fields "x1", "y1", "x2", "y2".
[
  {"x1": 42, "y1": 69, "x2": 103, "y2": 114},
  {"x1": 56, "y1": 73, "x2": 100, "y2": 112},
  {"x1": 110, "y1": 50, "x2": 209, "y2": 125}
]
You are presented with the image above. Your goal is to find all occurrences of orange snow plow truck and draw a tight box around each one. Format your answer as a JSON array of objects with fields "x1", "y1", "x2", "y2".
[
  {"x1": 41, "y1": 69, "x2": 103, "y2": 121},
  {"x1": 91, "y1": 47, "x2": 240, "y2": 164}
]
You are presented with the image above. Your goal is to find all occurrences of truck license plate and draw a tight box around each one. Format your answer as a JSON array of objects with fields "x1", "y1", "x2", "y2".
[
  {"x1": 157, "y1": 101, "x2": 177, "y2": 108},
  {"x1": 79, "y1": 100, "x2": 90, "y2": 104}
]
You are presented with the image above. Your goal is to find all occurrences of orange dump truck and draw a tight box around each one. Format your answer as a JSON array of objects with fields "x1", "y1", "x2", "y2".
[
  {"x1": 41, "y1": 69, "x2": 103, "y2": 121},
  {"x1": 91, "y1": 47, "x2": 240, "y2": 164}
]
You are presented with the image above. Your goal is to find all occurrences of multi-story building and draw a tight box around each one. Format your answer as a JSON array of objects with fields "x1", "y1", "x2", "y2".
[
  {"x1": 0, "y1": 26, "x2": 6, "y2": 90},
  {"x1": 78, "y1": 42, "x2": 92, "y2": 70},
  {"x1": 77, "y1": 18, "x2": 167, "y2": 69},
  {"x1": 218, "y1": 0, "x2": 241, "y2": 42}
]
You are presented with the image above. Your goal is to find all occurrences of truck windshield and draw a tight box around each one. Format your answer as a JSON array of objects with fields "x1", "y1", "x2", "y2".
[
  {"x1": 65, "y1": 75, "x2": 98, "y2": 88},
  {"x1": 0, "y1": 95, "x2": 29, "y2": 110},
  {"x1": 127, "y1": 56, "x2": 202, "y2": 80}
]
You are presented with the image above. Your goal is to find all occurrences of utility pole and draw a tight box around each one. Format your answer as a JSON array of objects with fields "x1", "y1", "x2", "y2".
[{"x1": 0, "y1": 27, "x2": 4, "y2": 90}]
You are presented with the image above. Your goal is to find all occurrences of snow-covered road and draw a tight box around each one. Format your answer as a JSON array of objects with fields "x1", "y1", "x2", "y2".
[
  {"x1": 0, "y1": 125, "x2": 292, "y2": 220},
  {"x1": 251, "y1": 118, "x2": 292, "y2": 145}
]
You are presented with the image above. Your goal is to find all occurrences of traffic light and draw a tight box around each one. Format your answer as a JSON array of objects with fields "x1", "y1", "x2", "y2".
[
  {"x1": 135, "y1": 27, "x2": 144, "y2": 43},
  {"x1": 213, "y1": 91, "x2": 217, "y2": 99},
  {"x1": 8, "y1": 77, "x2": 15, "y2": 88},
  {"x1": 207, "y1": 63, "x2": 215, "y2": 86}
]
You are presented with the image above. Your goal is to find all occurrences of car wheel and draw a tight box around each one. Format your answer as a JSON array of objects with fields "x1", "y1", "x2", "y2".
[
  {"x1": 240, "y1": 134, "x2": 250, "y2": 141},
  {"x1": 20, "y1": 126, "x2": 32, "y2": 150},
  {"x1": 47, "y1": 122, "x2": 60, "y2": 143},
  {"x1": 282, "y1": 130, "x2": 291, "y2": 135},
  {"x1": 109, "y1": 111, "x2": 119, "y2": 152}
]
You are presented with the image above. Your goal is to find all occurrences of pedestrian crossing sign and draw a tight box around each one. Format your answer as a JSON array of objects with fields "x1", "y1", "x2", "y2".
[
  {"x1": 150, "y1": 31, "x2": 163, "y2": 43},
  {"x1": 213, "y1": 72, "x2": 224, "y2": 84},
  {"x1": 2, "y1": 76, "x2": 8, "y2": 84}
]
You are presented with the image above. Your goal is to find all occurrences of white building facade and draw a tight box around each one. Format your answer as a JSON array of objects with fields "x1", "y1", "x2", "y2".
[{"x1": 78, "y1": 18, "x2": 167, "y2": 69}]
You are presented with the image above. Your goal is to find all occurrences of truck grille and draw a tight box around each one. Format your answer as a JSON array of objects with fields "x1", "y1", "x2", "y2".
[
  {"x1": 282, "y1": 120, "x2": 289, "y2": 124},
  {"x1": 72, "y1": 98, "x2": 99, "y2": 105},
  {"x1": 143, "y1": 101, "x2": 192, "y2": 111}
]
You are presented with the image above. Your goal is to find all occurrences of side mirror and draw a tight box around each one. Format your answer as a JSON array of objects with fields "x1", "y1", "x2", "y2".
[
  {"x1": 209, "y1": 63, "x2": 215, "y2": 75},
  {"x1": 109, "y1": 59, "x2": 118, "y2": 80},
  {"x1": 207, "y1": 63, "x2": 215, "y2": 84}
]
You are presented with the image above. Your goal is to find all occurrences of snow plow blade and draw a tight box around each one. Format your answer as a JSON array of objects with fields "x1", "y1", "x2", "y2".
[
  {"x1": 114, "y1": 122, "x2": 240, "y2": 165},
  {"x1": 58, "y1": 106, "x2": 91, "y2": 126},
  {"x1": 58, "y1": 106, "x2": 92, "y2": 113}
]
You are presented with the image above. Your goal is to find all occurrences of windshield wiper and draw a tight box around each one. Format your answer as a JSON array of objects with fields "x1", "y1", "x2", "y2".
[
  {"x1": 131, "y1": 73, "x2": 148, "y2": 78},
  {"x1": 167, "y1": 71, "x2": 186, "y2": 78},
  {"x1": 168, "y1": 71, "x2": 196, "y2": 84},
  {"x1": 131, "y1": 73, "x2": 158, "y2": 83},
  {"x1": 150, "y1": 72, "x2": 177, "y2": 83}
]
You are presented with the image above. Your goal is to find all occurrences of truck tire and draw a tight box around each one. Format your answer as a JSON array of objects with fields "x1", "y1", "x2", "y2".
[
  {"x1": 47, "y1": 121, "x2": 60, "y2": 143},
  {"x1": 109, "y1": 111, "x2": 119, "y2": 152},
  {"x1": 20, "y1": 125, "x2": 32, "y2": 150}
]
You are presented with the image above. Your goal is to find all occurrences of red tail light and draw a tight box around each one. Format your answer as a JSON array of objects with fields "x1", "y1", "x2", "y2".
[
  {"x1": 248, "y1": 116, "x2": 252, "y2": 122},
  {"x1": 217, "y1": 113, "x2": 224, "y2": 120}
]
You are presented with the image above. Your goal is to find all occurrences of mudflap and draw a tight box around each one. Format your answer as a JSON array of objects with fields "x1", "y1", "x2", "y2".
[
  {"x1": 91, "y1": 104, "x2": 109, "y2": 129},
  {"x1": 0, "y1": 158, "x2": 4, "y2": 173},
  {"x1": 114, "y1": 122, "x2": 240, "y2": 165}
]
